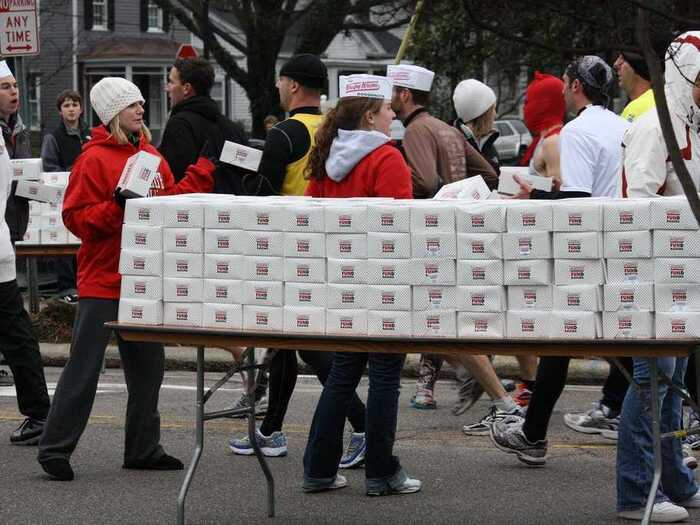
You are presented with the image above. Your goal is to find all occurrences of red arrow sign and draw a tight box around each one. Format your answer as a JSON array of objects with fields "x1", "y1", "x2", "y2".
[{"x1": 6, "y1": 44, "x2": 31, "y2": 51}]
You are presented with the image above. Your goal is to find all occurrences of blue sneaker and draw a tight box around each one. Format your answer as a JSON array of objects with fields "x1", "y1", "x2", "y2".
[
  {"x1": 339, "y1": 432, "x2": 366, "y2": 469},
  {"x1": 229, "y1": 428, "x2": 287, "y2": 457}
]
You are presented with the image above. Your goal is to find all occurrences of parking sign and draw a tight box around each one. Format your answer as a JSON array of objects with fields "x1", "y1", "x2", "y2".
[{"x1": 0, "y1": 0, "x2": 39, "y2": 56}]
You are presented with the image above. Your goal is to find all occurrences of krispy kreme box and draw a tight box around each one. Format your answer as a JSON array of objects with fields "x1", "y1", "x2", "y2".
[
  {"x1": 553, "y1": 232, "x2": 603, "y2": 259},
  {"x1": 554, "y1": 259, "x2": 604, "y2": 286},
  {"x1": 654, "y1": 284, "x2": 700, "y2": 312},
  {"x1": 654, "y1": 258, "x2": 700, "y2": 284},
  {"x1": 40, "y1": 171, "x2": 70, "y2": 185},
  {"x1": 241, "y1": 231, "x2": 284, "y2": 257},
  {"x1": 242, "y1": 280, "x2": 284, "y2": 307},
  {"x1": 243, "y1": 256, "x2": 285, "y2": 282},
  {"x1": 242, "y1": 305, "x2": 284, "y2": 332},
  {"x1": 410, "y1": 202, "x2": 455, "y2": 233},
  {"x1": 366, "y1": 202, "x2": 411, "y2": 232},
  {"x1": 15, "y1": 180, "x2": 64, "y2": 203},
  {"x1": 552, "y1": 199, "x2": 603, "y2": 232},
  {"x1": 455, "y1": 202, "x2": 506, "y2": 233},
  {"x1": 284, "y1": 282, "x2": 327, "y2": 308},
  {"x1": 366, "y1": 259, "x2": 415, "y2": 285},
  {"x1": 456, "y1": 285, "x2": 506, "y2": 312},
  {"x1": 40, "y1": 213, "x2": 63, "y2": 229},
  {"x1": 367, "y1": 310, "x2": 412, "y2": 337},
  {"x1": 552, "y1": 285, "x2": 602, "y2": 311},
  {"x1": 502, "y1": 231, "x2": 552, "y2": 260},
  {"x1": 655, "y1": 312, "x2": 700, "y2": 338},
  {"x1": 603, "y1": 199, "x2": 651, "y2": 231},
  {"x1": 602, "y1": 311, "x2": 654, "y2": 339},
  {"x1": 162, "y1": 199, "x2": 205, "y2": 228},
  {"x1": 43, "y1": 228, "x2": 70, "y2": 245},
  {"x1": 549, "y1": 311, "x2": 600, "y2": 339},
  {"x1": 163, "y1": 252, "x2": 203, "y2": 278},
  {"x1": 650, "y1": 197, "x2": 699, "y2": 230},
  {"x1": 413, "y1": 258, "x2": 457, "y2": 285},
  {"x1": 506, "y1": 201, "x2": 553, "y2": 232},
  {"x1": 412, "y1": 310, "x2": 457, "y2": 338},
  {"x1": 503, "y1": 259, "x2": 552, "y2": 285},
  {"x1": 202, "y1": 279, "x2": 243, "y2": 303},
  {"x1": 603, "y1": 231, "x2": 652, "y2": 259},
  {"x1": 120, "y1": 276, "x2": 163, "y2": 301},
  {"x1": 118, "y1": 298, "x2": 163, "y2": 325},
  {"x1": 326, "y1": 284, "x2": 368, "y2": 309},
  {"x1": 457, "y1": 233, "x2": 503, "y2": 260},
  {"x1": 457, "y1": 312, "x2": 506, "y2": 339},
  {"x1": 607, "y1": 258, "x2": 654, "y2": 283},
  {"x1": 603, "y1": 283, "x2": 654, "y2": 312},
  {"x1": 123, "y1": 197, "x2": 164, "y2": 226},
  {"x1": 366, "y1": 285, "x2": 412, "y2": 311},
  {"x1": 283, "y1": 258, "x2": 326, "y2": 283},
  {"x1": 163, "y1": 228, "x2": 203, "y2": 254},
  {"x1": 203, "y1": 254, "x2": 244, "y2": 279},
  {"x1": 283, "y1": 203, "x2": 325, "y2": 232},
  {"x1": 163, "y1": 302, "x2": 203, "y2": 327},
  {"x1": 10, "y1": 158, "x2": 42, "y2": 181},
  {"x1": 653, "y1": 230, "x2": 700, "y2": 258},
  {"x1": 220, "y1": 140, "x2": 263, "y2": 172},
  {"x1": 508, "y1": 285, "x2": 553, "y2": 310},
  {"x1": 325, "y1": 309, "x2": 368, "y2": 336},
  {"x1": 204, "y1": 229, "x2": 242, "y2": 254},
  {"x1": 284, "y1": 306, "x2": 326, "y2": 334},
  {"x1": 327, "y1": 258, "x2": 367, "y2": 284},
  {"x1": 506, "y1": 310, "x2": 550, "y2": 338},
  {"x1": 204, "y1": 201, "x2": 246, "y2": 229},
  {"x1": 412, "y1": 286, "x2": 458, "y2": 311},
  {"x1": 411, "y1": 232, "x2": 457, "y2": 258},
  {"x1": 163, "y1": 278, "x2": 204, "y2": 303},
  {"x1": 324, "y1": 204, "x2": 367, "y2": 233},
  {"x1": 366, "y1": 232, "x2": 412, "y2": 259},
  {"x1": 239, "y1": 201, "x2": 286, "y2": 231},
  {"x1": 119, "y1": 249, "x2": 162, "y2": 276},
  {"x1": 202, "y1": 303, "x2": 243, "y2": 330},
  {"x1": 326, "y1": 233, "x2": 368, "y2": 259},
  {"x1": 121, "y1": 224, "x2": 162, "y2": 251},
  {"x1": 457, "y1": 259, "x2": 504, "y2": 286},
  {"x1": 284, "y1": 232, "x2": 326, "y2": 258},
  {"x1": 116, "y1": 151, "x2": 161, "y2": 198}
]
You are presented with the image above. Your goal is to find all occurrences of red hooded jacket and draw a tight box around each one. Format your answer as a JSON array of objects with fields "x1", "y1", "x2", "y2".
[{"x1": 63, "y1": 126, "x2": 215, "y2": 299}]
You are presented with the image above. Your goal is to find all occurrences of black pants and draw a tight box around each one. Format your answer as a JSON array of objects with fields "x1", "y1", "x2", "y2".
[
  {"x1": 55, "y1": 256, "x2": 77, "y2": 292},
  {"x1": 38, "y1": 298, "x2": 165, "y2": 465},
  {"x1": 0, "y1": 279, "x2": 50, "y2": 420},
  {"x1": 260, "y1": 349, "x2": 366, "y2": 436}
]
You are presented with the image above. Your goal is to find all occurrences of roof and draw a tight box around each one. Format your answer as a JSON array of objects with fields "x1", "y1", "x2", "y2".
[{"x1": 79, "y1": 37, "x2": 186, "y2": 60}]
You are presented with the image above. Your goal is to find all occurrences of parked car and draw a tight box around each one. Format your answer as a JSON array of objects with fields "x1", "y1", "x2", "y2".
[{"x1": 494, "y1": 119, "x2": 532, "y2": 164}]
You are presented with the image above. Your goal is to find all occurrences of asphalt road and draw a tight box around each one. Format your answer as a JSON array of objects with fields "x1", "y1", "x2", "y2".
[{"x1": 1, "y1": 368, "x2": 698, "y2": 525}]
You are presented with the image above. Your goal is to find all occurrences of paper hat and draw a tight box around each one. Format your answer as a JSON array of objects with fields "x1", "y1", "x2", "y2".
[
  {"x1": 339, "y1": 74, "x2": 392, "y2": 100},
  {"x1": 386, "y1": 64, "x2": 435, "y2": 92},
  {"x1": 0, "y1": 61, "x2": 14, "y2": 79}
]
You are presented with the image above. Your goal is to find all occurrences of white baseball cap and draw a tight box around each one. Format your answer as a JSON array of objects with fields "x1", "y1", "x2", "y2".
[
  {"x1": 386, "y1": 64, "x2": 435, "y2": 92},
  {"x1": 339, "y1": 74, "x2": 393, "y2": 100}
]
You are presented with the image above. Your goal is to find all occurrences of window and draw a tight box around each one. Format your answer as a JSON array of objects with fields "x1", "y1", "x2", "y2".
[
  {"x1": 147, "y1": 1, "x2": 163, "y2": 32},
  {"x1": 92, "y1": 0, "x2": 107, "y2": 30},
  {"x1": 495, "y1": 122, "x2": 514, "y2": 136},
  {"x1": 27, "y1": 73, "x2": 41, "y2": 131}
]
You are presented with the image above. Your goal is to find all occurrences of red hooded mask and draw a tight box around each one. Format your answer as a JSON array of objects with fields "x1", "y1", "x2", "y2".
[{"x1": 519, "y1": 71, "x2": 565, "y2": 166}]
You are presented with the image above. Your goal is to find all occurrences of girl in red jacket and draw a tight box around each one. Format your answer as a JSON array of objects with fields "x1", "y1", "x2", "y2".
[
  {"x1": 302, "y1": 74, "x2": 420, "y2": 496},
  {"x1": 37, "y1": 77, "x2": 216, "y2": 481}
]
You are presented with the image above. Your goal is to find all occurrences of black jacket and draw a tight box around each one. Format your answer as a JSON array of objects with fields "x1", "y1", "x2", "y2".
[
  {"x1": 158, "y1": 95, "x2": 248, "y2": 193},
  {"x1": 454, "y1": 119, "x2": 501, "y2": 175},
  {"x1": 3, "y1": 113, "x2": 32, "y2": 243}
]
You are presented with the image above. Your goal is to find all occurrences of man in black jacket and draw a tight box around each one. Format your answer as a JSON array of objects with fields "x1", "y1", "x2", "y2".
[{"x1": 160, "y1": 58, "x2": 247, "y2": 190}]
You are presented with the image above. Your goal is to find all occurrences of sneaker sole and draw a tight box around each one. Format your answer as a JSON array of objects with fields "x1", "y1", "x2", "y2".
[
  {"x1": 462, "y1": 427, "x2": 490, "y2": 436},
  {"x1": 339, "y1": 455, "x2": 365, "y2": 469},
  {"x1": 564, "y1": 418, "x2": 617, "y2": 438},
  {"x1": 489, "y1": 427, "x2": 546, "y2": 466},
  {"x1": 228, "y1": 445, "x2": 288, "y2": 457},
  {"x1": 366, "y1": 486, "x2": 422, "y2": 497},
  {"x1": 410, "y1": 402, "x2": 436, "y2": 410}
]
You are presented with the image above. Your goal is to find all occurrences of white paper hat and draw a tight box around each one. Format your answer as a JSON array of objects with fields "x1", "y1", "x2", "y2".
[
  {"x1": 0, "y1": 61, "x2": 14, "y2": 79},
  {"x1": 339, "y1": 74, "x2": 392, "y2": 100},
  {"x1": 386, "y1": 64, "x2": 434, "y2": 92}
]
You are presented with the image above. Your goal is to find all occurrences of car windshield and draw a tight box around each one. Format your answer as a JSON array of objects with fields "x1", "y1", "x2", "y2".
[{"x1": 495, "y1": 122, "x2": 513, "y2": 136}]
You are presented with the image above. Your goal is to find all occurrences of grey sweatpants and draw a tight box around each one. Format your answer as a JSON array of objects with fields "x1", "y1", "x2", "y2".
[{"x1": 38, "y1": 298, "x2": 165, "y2": 465}]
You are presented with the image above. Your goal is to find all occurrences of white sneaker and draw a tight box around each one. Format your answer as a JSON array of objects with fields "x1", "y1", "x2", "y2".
[
  {"x1": 618, "y1": 501, "x2": 689, "y2": 522},
  {"x1": 679, "y1": 490, "x2": 700, "y2": 508}
]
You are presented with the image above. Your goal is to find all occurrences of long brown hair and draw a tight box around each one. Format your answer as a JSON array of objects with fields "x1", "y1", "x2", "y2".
[{"x1": 306, "y1": 97, "x2": 384, "y2": 181}]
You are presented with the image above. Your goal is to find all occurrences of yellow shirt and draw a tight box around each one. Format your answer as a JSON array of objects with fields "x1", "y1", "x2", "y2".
[
  {"x1": 280, "y1": 112, "x2": 324, "y2": 196},
  {"x1": 621, "y1": 89, "x2": 655, "y2": 123}
]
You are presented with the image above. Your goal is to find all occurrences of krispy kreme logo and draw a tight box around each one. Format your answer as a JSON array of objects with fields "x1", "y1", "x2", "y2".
[
  {"x1": 138, "y1": 168, "x2": 152, "y2": 181},
  {"x1": 176, "y1": 210, "x2": 190, "y2": 223},
  {"x1": 564, "y1": 319, "x2": 579, "y2": 333},
  {"x1": 255, "y1": 288, "x2": 268, "y2": 300},
  {"x1": 298, "y1": 290, "x2": 312, "y2": 302},
  {"x1": 472, "y1": 267, "x2": 485, "y2": 280},
  {"x1": 471, "y1": 293, "x2": 485, "y2": 306},
  {"x1": 257, "y1": 213, "x2": 270, "y2": 226},
  {"x1": 341, "y1": 291, "x2": 355, "y2": 303},
  {"x1": 569, "y1": 265, "x2": 585, "y2": 280},
  {"x1": 137, "y1": 208, "x2": 150, "y2": 221},
  {"x1": 256, "y1": 313, "x2": 269, "y2": 326},
  {"x1": 517, "y1": 266, "x2": 531, "y2": 280},
  {"x1": 133, "y1": 257, "x2": 145, "y2": 270},
  {"x1": 338, "y1": 215, "x2": 352, "y2": 228},
  {"x1": 619, "y1": 211, "x2": 634, "y2": 225},
  {"x1": 670, "y1": 237, "x2": 685, "y2": 251},
  {"x1": 134, "y1": 282, "x2": 146, "y2": 295},
  {"x1": 296, "y1": 239, "x2": 310, "y2": 253},
  {"x1": 426, "y1": 238, "x2": 441, "y2": 253},
  {"x1": 296, "y1": 214, "x2": 309, "y2": 227},
  {"x1": 474, "y1": 319, "x2": 488, "y2": 332},
  {"x1": 175, "y1": 235, "x2": 188, "y2": 248},
  {"x1": 381, "y1": 214, "x2": 394, "y2": 227},
  {"x1": 424, "y1": 214, "x2": 439, "y2": 228},
  {"x1": 523, "y1": 289, "x2": 537, "y2": 304},
  {"x1": 340, "y1": 317, "x2": 354, "y2": 329},
  {"x1": 338, "y1": 239, "x2": 352, "y2": 253},
  {"x1": 341, "y1": 265, "x2": 355, "y2": 279},
  {"x1": 176, "y1": 308, "x2": 189, "y2": 321},
  {"x1": 567, "y1": 294, "x2": 581, "y2": 307},
  {"x1": 134, "y1": 232, "x2": 147, "y2": 245},
  {"x1": 518, "y1": 237, "x2": 532, "y2": 252},
  {"x1": 217, "y1": 211, "x2": 230, "y2": 224},
  {"x1": 672, "y1": 289, "x2": 687, "y2": 303},
  {"x1": 382, "y1": 240, "x2": 395, "y2": 253},
  {"x1": 521, "y1": 319, "x2": 535, "y2": 332},
  {"x1": 215, "y1": 311, "x2": 227, "y2": 323},
  {"x1": 425, "y1": 263, "x2": 439, "y2": 278},
  {"x1": 666, "y1": 210, "x2": 681, "y2": 223},
  {"x1": 176, "y1": 284, "x2": 189, "y2": 297},
  {"x1": 256, "y1": 263, "x2": 269, "y2": 277},
  {"x1": 217, "y1": 236, "x2": 230, "y2": 249},
  {"x1": 471, "y1": 241, "x2": 484, "y2": 254},
  {"x1": 27, "y1": 186, "x2": 38, "y2": 195},
  {"x1": 382, "y1": 265, "x2": 396, "y2": 279},
  {"x1": 618, "y1": 317, "x2": 633, "y2": 330},
  {"x1": 176, "y1": 260, "x2": 189, "y2": 272},
  {"x1": 620, "y1": 290, "x2": 635, "y2": 303},
  {"x1": 296, "y1": 265, "x2": 310, "y2": 278},
  {"x1": 296, "y1": 315, "x2": 310, "y2": 328},
  {"x1": 471, "y1": 215, "x2": 485, "y2": 228},
  {"x1": 568, "y1": 240, "x2": 581, "y2": 254},
  {"x1": 568, "y1": 213, "x2": 582, "y2": 226},
  {"x1": 131, "y1": 306, "x2": 143, "y2": 319},
  {"x1": 381, "y1": 292, "x2": 395, "y2": 304},
  {"x1": 618, "y1": 239, "x2": 633, "y2": 253},
  {"x1": 345, "y1": 79, "x2": 381, "y2": 93},
  {"x1": 428, "y1": 289, "x2": 443, "y2": 303},
  {"x1": 256, "y1": 237, "x2": 270, "y2": 251},
  {"x1": 382, "y1": 319, "x2": 396, "y2": 331},
  {"x1": 235, "y1": 149, "x2": 248, "y2": 161},
  {"x1": 521, "y1": 213, "x2": 536, "y2": 227},
  {"x1": 426, "y1": 315, "x2": 441, "y2": 329},
  {"x1": 216, "y1": 261, "x2": 229, "y2": 274},
  {"x1": 623, "y1": 262, "x2": 638, "y2": 277},
  {"x1": 671, "y1": 318, "x2": 687, "y2": 333},
  {"x1": 216, "y1": 286, "x2": 228, "y2": 298},
  {"x1": 671, "y1": 265, "x2": 685, "y2": 279}
]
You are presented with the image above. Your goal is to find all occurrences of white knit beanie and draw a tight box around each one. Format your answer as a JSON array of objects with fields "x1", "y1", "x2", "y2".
[
  {"x1": 90, "y1": 77, "x2": 145, "y2": 126},
  {"x1": 453, "y1": 79, "x2": 497, "y2": 123}
]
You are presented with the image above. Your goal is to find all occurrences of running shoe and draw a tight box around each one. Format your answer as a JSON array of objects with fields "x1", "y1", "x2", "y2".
[
  {"x1": 229, "y1": 429, "x2": 287, "y2": 457},
  {"x1": 303, "y1": 474, "x2": 348, "y2": 493},
  {"x1": 512, "y1": 383, "x2": 532, "y2": 408},
  {"x1": 489, "y1": 417, "x2": 547, "y2": 466},
  {"x1": 411, "y1": 386, "x2": 436, "y2": 410},
  {"x1": 618, "y1": 502, "x2": 689, "y2": 522},
  {"x1": 339, "y1": 432, "x2": 366, "y2": 469},
  {"x1": 366, "y1": 469, "x2": 422, "y2": 496},
  {"x1": 227, "y1": 393, "x2": 268, "y2": 419},
  {"x1": 451, "y1": 373, "x2": 485, "y2": 416},
  {"x1": 563, "y1": 401, "x2": 619, "y2": 440},
  {"x1": 462, "y1": 406, "x2": 523, "y2": 436},
  {"x1": 683, "y1": 443, "x2": 698, "y2": 470}
]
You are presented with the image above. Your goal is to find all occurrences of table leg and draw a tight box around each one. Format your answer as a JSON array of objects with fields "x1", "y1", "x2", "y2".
[
  {"x1": 177, "y1": 346, "x2": 205, "y2": 525},
  {"x1": 27, "y1": 256, "x2": 39, "y2": 314},
  {"x1": 642, "y1": 358, "x2": 662, "y2": 525},
  {"x1": 247, "y1": 347, "x2": 275, "y2": 517}
]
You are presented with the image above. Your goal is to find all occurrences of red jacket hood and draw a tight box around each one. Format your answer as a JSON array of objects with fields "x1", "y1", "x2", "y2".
[{"x1": 83, "y1": 125, "x2": 152, "y2": 153}]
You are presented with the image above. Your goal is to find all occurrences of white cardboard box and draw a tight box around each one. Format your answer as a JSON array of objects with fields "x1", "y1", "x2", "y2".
[
  {"x1": 118, "y1": 298, "x2": 163, "y2": 325},
  {"x1": 553, "y1": 232, "x2": 603, "y2": 259},
  {"x1": 366, "y1": 203, "x2": 411, "y2": 232},
  {"x1": 243, "y1": 305, "x2": 284, "y2": 332},
  {"x1": 203, "y1": 254, "x2": 244, "y2": 279},
  {"x1": 204, "y1": 229, "x2": 243, "y2": 254},
  {"x1": 412, "y1": 286, "x2": 458, "y2": 311},
  {"x1": 508, "y1": 285, "x2": 553, "y2": 310},
  {"x1": 10, "y1": 158, "x2": 42, "y2": 180},
  {"x1": 203, "y1": 202, "x2": 245, "y2": 230},
  {"x1": 283, "y1": 204, "x2": 325, "y2": 232},
  {"x1": 41, "y1": 227, "x2": 69, "y2": 244},
  {"x1": 435, "y1": 174, "x2": 491, "y2": 200},
  {"x1": 202, "y1": 303, "x2": 243, "y2": 330},
  {"x1": 655, "y1": 312, "x2": 700, "y2": 338},
  {"x1": 116, "y1": 151, "x2": 161, "y2": 198},
  {"x1": 202, "y1": 279, "x2": 243, "y2": 303},
  {"x1": 411, "y1": 232, "x2": 457, "y2": 258},
  {"x1": 326, "y1": 284, "x2": 368, "y2": 309},
  {"x1": 498, "y1": 167, "x2": 553, "y2": 195},
  {"x1": 654, "y1": 258, "x2": 700, "y2": 284},
  {"x1": 506, "y1": 202, "x2": 553, "y2": 232},
  {"x1": 18, "y1": 228, "x2": 39, "y2": 244},
  {"x1": 554, "y1": 259, "x2": 604, "y2": 285},
  {"x1": 242, "y1": 280, "x2": 284, "y2": 306},
  {"x1": 604, "y1": 231, "x2": 652, "y2": 258},
  {"x1": 123, "y1": 198, "x2": 163, "y2": 226},
  {"x1": 650, "y1": 197, "x2": 699, "y2": 230},
  {"x1": 366, "y1": 232, "x2": 412, "y2": 259},
  {"x1": 15, "y1": 180, "x2": 64, "y2": 202},
  {"x1": 412, "y1": 310, "x2": 457, "y2": 338},
  {"x1": 284, "y1": 282, "x2": 327, "y2": 307},
  {"x1": 220, "y1": 140, "x2": 263, "y2": 171},
  {"x1": 552, "y1": 285, "x2": 602, "y2": 311},
  {"x1": 653, "y1": 230, "x2": 700, "y2": 258},
  {"x1": 326, "y1": 309, "x2": 368, "y2": 336},
  {"x1": 41, "y1": 213, "x2": 63, "y2": 229},
  {"x1": 457, "y1": 259, "x2": 504, "y2": 285},
  {"x1": 410, "y1": 203, "x2": 455, "y2": 233},
  {"x1": 121, "y1": 224, "x2": 162, "y2": 251},
  {"x1": 456, "y1": 233, "x2": 502, "y2": 260},
  {"x1": 284, "y1": 232, "x2": 326, "y2": 258},
  {"x1": 549, "y1": 311, "x2": 600, "y2": 339},
  {"x1": 503, "y1": 259, "x2": 552, "y2": 285},
  {"x1": 655, "y1": 284, "x2": 700, "y2": 312},
  {"x1": 502, "y1": 231, "x2": 552, "y2": 260},
  {"x1": 118, "y1": 249, "x2": 162, "y2": 276},
  {"x1": 552, "y1": 200, "x2": 603, "y2": 232},
  {"x1": 506, "y1": 310, "x2": 551, "y2": 338},
  {"x1": 163, "y1": 278, "x2": 204, "y2": 303},
  {"x1": 40, "y1": 171, "x2": 70, "y2": 185},
  {"x1": 327, "y1": 258, "x2": 367, "y2": 284},
  {"x1": 455, "y1": 202, "x2": 506, "y2": 233},
  {"x1": 607, "y1": 258, "x2": 655, "y2": 283},
  {"x1": 28, "y1": 200, "x2": 41, "y2": 215},
  {"x1": 456, "y1": 285, "x2": 506, "y2": 312},
  {"x1": 162, "y1": 200, "x2": 205, "y2": 229},
  {"x1": 120, "y1": 276, "x2": 163, "y2": 300},
  {"x1": 413, "y1": 258, "x2": 457, "y2": 285},
  {"x1": 163, "y1": 252, "x2": 203, "y2": 278},
  {"x1": 602, "y1": 311, "x2": 654, "y2": 339},
  {"x1": 324, "y1": 205, "x2": 367, "y2": 233},
  {"x1": 162, "y1": 228, "x2": 204, "y2": 254},
  {"x1": 604, "y1": 283, "x2": 655, "y2": 312},
  {"x1": 26, "y1": 214, "x2": 39, "y2": 229},
  {"x1": 366, "y1": 285, "x2": 412, "y2": 311},
  {"x1": 367, "y1": 310, "x2": 412, "y2": 337},
  {"x1": 241, "y1": 230, "x2": 285, "y2": 257},
  {"x1": 326, "y1": 233, "x2": 368, "y2": 259},
  {"x1": 457, "y1": 312, "x2": 506, "y2": 339},
  {"x1": 603, "y1": 199, "x2": 651, "y2": 231},
  {"x1": 366, "y1": 259, "x2": 415, "y2": 285},
  {"x1": 284, "y1": 306, "x2": 326, "y2": 334},
  {"x1": 243, "y1": 256, "x2": 285, "y2": 282},
  {"x1": 163, "y1": 302, "x2": 203, "y2": 327},
  {"x1": 283, "y1": 257, "x2": 326, "y2": 283}
]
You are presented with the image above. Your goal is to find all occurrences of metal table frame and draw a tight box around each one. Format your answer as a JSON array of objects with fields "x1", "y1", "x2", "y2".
[{"x1": 106, "y1": 322, "x2": 700, "y2": 525}]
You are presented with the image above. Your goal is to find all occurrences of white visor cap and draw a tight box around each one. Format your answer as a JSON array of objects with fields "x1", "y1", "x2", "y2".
[
  {"x1": 386, "y1": 64, "x2": 434, "y2": 92},
  {"x1": 339, "y1": 74, "x2": 393, "y2": 100},
  {"x1": 0, "y1": 61, "x2": 14, "y2": 79}
]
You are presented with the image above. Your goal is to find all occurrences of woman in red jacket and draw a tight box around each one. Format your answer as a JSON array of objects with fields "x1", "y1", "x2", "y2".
[
  {"x1": 302, "y1": 74, "x2": 420, "y2": 496},
  {"x1": 37, "y1": 77, "x2": 216, "y2": 481}
]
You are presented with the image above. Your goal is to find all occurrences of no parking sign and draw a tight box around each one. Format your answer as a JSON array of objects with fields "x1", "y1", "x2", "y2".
[{"x1": 0, "y1": 0, "x2": 39, "y2": 56}]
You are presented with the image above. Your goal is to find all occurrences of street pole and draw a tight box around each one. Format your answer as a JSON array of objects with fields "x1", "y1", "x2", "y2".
[{"x1": 394, "y1": 0, "x2": 427, "y2": 65}]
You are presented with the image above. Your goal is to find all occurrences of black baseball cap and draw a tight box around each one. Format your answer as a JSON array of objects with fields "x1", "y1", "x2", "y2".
[{"x1": 279, "y1": 54, "x2": 327, "y2": 89}]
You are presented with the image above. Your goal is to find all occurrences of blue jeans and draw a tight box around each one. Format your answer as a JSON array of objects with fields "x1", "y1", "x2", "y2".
[
  {"x1": 617, "y1": 357, "x2": 698, "y2": 511},
  {"x1": 303, "y1": 352, "x2": 405, "y2": 491}
]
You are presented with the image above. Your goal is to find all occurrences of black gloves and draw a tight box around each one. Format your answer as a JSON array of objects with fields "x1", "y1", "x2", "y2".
[{"x1": 113, "y1": 188, "x2": 127, "y2": 209}]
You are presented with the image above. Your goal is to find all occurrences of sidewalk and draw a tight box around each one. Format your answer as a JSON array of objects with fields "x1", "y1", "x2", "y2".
[{"x1": 38, "y1": 342, "x2": 611, "y2": 384}]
